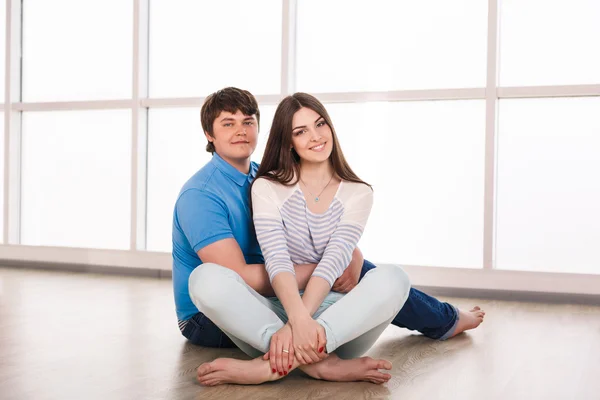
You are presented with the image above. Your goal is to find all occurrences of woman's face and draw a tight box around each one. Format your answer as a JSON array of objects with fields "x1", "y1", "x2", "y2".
[{"x1": 290, "y1": 107, "x2": 333, "y2": 164}]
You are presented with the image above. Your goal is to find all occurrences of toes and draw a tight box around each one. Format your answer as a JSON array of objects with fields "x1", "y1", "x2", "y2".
[
  {"x1": 197, "y1": 371, "x2": 217, "y2": 383},
  {"x1": 368, "y1": 372, "x2": 391, "y2": 384},
  {"x1": 376, "y1": 360, "x2": 392, "y2": 370},
  {"x1": 197, "y1": 362, "x2": 214, "y2": 377},
  {"x1": 471, "y1": 306, "x2": 481, "y2": 311}
]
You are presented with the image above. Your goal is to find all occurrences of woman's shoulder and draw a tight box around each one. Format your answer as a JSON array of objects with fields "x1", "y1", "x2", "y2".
[
  {"x1": 252, "y1": 176, "x2": 297, "y2": 199},
  {"x1": 338, "y1": 180, "x2": 373, "y2": 194},
  {"x1": 337, "y1": 180, "x2": 373, "y2": 203}
]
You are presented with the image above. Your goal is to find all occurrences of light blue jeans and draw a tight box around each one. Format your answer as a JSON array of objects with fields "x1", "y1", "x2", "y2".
[{"x1": 189, "y1": 263, "x2": 411, "y2": 359}]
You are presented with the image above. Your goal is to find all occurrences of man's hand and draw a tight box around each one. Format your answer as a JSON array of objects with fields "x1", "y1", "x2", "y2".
[{"x1": 332, "y1": 248, "x2": 363, "y2": 293}]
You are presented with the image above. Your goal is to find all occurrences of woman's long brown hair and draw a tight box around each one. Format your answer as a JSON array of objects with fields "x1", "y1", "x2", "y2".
[{"x1": 254, "y1": 92, "x2": 369, "y2": 188}]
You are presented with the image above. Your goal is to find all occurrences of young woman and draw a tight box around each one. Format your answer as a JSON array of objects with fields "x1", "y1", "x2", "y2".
[{"x1": 257, "y1": 93, "x2": 412, "y2": 381}]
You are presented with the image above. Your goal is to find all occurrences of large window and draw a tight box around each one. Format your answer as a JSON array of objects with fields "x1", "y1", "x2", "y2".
[{"x1": 1, "y1": 1, "x2": 599, "y2": 279}]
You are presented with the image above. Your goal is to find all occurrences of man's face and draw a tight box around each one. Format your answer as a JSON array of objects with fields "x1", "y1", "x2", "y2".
[{"x1": 206, "y1": 110, "x2": 258, "y2": 164}]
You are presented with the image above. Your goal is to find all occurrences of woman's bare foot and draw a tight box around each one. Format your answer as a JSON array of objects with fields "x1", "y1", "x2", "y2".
[
  {"x1": 301, "y1": 353, "x2": 392, "y2": 385},
  {"x1": 449, "y1": 306, "x2": 485, "y2": 338},
  {"x1": 197, "y1": 353, "x2": 393, "y2": 386},
  {"x1": 197, "y1": 357, "x2": 276, "y2": 386}
]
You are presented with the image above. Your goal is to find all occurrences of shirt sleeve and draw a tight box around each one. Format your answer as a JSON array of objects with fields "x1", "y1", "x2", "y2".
[
  {"x1": 251, "y1": 178, "x2": 296, "y2": 282},
  {"x1": 311, "y1": 184, "x2": 374, "y2": 287},
  {"x1": 175, "y1": 189, "x2": 234, "y2": 253}
]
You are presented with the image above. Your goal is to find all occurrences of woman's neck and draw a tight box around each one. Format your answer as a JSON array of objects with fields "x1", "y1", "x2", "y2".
[{"x1": 299, "y1": 161, "x2": 334, "y2": 184}]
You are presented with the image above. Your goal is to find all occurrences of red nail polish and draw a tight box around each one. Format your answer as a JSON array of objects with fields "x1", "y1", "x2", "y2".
[
  {"x1": 272, "y1": 369, "x2": 276, "y2": 373},
  {"x1": 289, "y1": 365, "x2": 292, "y2": 369},
  {"x1": 279, "y1": 372, "x2": 283, "y2": 376},
  {"x1": 284, "y1": 371, "x2": 288, "y2": 375},
  {"x1": 319, "y1": 347, "x2": 324, "y2": 353}
]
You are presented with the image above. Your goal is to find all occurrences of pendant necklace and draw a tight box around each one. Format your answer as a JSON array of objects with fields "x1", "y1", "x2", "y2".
[{"x1": 300, "y1": 174, "x2": 335, "y2": 202}]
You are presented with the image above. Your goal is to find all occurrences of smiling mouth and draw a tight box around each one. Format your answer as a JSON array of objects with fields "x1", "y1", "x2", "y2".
[
  {"x1": 232, "y1": 141, "x2": 249, "y2": 144},
  {"x1": 310, "y1": 142, "x2": 326, "y2": 150}
]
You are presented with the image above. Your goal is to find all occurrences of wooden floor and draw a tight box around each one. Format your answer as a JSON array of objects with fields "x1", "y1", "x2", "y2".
[{"x1": 1, "y1": 267, "x2": 599, "y2": 400}]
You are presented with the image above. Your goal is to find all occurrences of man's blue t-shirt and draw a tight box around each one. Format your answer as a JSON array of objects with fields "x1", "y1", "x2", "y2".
[{"x1": 172, "y1": 153, "x2": 263, "y2": 321}]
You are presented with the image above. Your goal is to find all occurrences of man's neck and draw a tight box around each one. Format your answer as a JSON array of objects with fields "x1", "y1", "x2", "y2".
[{"x1": 218, "y1": 153, "x2": 251, "y2": 175}]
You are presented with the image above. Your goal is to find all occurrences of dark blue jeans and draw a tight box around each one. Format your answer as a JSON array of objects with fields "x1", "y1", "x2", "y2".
[{"x1": 182, "y1": 259, "x2": 458, "y2": 347}]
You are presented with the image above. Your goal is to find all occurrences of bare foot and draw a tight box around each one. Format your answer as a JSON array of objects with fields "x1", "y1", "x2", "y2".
[
  {"x1": 301, "y1": 353, "x2": 392, "y2": 385},
  {"x1": 449, "y1": 306, "x2": 485, "y2": 338},
  {"x1": 197, "y1": 357, "x2": 275, "y2": 386}
]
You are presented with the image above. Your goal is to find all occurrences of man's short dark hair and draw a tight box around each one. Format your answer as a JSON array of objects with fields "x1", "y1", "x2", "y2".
[{"x1": 200, "y1": 87, "x2": 261, "y2": 153}]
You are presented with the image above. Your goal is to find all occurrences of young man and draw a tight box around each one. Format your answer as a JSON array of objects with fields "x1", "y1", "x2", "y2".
[{"x1": 172, "y1": 87, "x2": 484, "y2": 385}]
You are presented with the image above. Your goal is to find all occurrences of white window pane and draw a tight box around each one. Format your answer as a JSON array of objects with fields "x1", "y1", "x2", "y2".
[
  {"x1": 500, "y1": 0, "x2": 600, "y2": 86},
  {"x1": 0, "y1": 113, "x2": 4, "y2": 243},
  {"x1": 297, "y1": 0, "x2": 487, "y2": 93},
  {"x1": 0, "y1": 1, "x2": 5, "y2": 97},
  {"x1": 21, "y1": 111, "x2": 131, "y2": 249},
  {"x1": 146, "y1": 105, "x2": 275, "y2": 253},
  {"x1": 326, "y1": 101, "x2": 485, "y2": 268},
  {"x1": 150, "y1": 1, "x2": 282, "y2": 97},
  {"x1": 252, "y1": 106, "x2": 277, "y2": 164},
  {"x1": 22, "y1": 0, "x2": 132, "y2": 101},
  {"x1": 496, "y1": 98, "x2": 600, "y2": 274}
]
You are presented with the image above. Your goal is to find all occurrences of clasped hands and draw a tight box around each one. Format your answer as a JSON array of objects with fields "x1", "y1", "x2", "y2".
[
  {"x1": 264, "y1": 248, "x2": 364, "y2": 375},
  {"x1": 263, "y1": 314, "x2": 327, "y2": 376}
]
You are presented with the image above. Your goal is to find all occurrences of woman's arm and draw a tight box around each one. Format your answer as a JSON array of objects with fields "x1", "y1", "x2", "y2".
[
  {"x1": 252, "y1": 178, "x2": 327, "y2": 366},
  {"x1": 251, "y1": 178, "x2": 309, "y2": 320},
  {"x1": 302, "y1": 184, "x2": 374, "y2": 314}
]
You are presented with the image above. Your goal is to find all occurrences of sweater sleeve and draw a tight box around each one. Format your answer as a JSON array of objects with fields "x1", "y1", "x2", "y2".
[
  {"x1": 251, "y1": 178, "x2": 296, "y2": 283},
  {"x1": 311, "y1": 184, "x2": 373, "y2": 287}
]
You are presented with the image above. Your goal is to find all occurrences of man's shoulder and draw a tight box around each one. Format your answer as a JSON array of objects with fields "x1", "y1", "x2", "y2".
[
  {"x1": 174, "y1": 163, "x2": 225, "y2": 210},
  {"x1": 182, "y1": 162, "x2": 218, "y2": 191}
]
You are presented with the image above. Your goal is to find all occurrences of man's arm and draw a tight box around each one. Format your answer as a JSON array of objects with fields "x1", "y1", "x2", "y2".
[
  {"x1": 197, "y1": 238, "x2": 317, "y2": 296},
  {"x1": 175, "y1": 189, "x2": 315, "y2": 295}
]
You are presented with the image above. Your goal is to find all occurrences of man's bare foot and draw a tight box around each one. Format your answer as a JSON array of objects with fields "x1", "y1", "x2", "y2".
[
  {"x1": 449, "y1": 306, "x2": 485, "y2": 338},
  {"x1": 197, "y1": 357, "x2": 275, "y2": 386},
  {"x1": 301, "y1": 353, "x2": 392, "y2": 385}
]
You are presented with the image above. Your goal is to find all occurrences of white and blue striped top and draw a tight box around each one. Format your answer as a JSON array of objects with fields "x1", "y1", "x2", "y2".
[{"x1": 251, "y1": 177, "x2": 373, "y2": 287}]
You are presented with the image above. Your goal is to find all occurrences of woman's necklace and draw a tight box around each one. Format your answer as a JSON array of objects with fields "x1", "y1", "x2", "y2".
[{"x1": 300, "y1": 174, "x2": 335, "y2": 202}]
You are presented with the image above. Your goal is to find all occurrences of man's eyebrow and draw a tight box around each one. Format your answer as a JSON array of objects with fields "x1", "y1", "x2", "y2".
[{"x1": 220, "y1": 117, "x2": 235, "y2": 122}]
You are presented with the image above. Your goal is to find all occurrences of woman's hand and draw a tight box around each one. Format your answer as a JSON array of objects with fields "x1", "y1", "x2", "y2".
[
  {"x1": 289, "y1": 314, "x2": 328, "y2": 365},
  {"x1": 268, "y1": 323, "x2": 295, "y2": 376}
]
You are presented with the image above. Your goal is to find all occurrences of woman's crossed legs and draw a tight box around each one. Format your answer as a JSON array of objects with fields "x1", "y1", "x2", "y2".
[{"x1": 188, "y1": 263, "x2": 410, "y2": 386}]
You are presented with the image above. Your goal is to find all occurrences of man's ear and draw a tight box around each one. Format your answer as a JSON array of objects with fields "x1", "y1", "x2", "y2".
[{"x1": 204, "y1": 131, "x2": 214, "y2": 143}]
